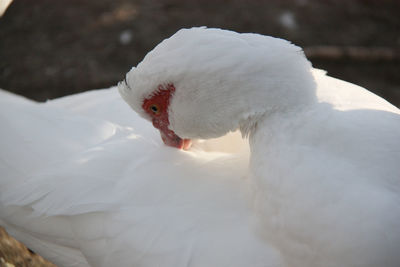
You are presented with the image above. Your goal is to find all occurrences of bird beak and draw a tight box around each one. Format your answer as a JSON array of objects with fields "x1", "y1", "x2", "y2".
[
  {"x1": 149, "y1": 111, "x2": 192, "y2": 150},
  {"x1": 158, "y1": 128, "x2": 192, "y2": 150}
]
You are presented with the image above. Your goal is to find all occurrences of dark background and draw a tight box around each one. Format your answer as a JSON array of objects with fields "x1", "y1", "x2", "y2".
[{"x1": 1, "y1": 0, "x2": 400, "y2": 107}]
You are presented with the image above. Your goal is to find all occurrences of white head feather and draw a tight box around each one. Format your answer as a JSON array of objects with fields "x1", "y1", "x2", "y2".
[{"x1": 119, "y1": 27, "x2": 316, "y2": 139}]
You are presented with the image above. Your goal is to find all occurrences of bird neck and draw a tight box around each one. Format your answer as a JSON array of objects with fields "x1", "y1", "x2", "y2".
[{"x1": 238, "y1": 68, "x2": 318, "y2": 139}]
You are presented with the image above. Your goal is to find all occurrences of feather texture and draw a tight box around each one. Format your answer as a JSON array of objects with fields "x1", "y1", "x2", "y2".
[
  {"x1": 2, "y1": 27, "x2": 400, "y2": 267},
  {"x1": 1, "y1": 88, "x2": 281, "y2": 267}
]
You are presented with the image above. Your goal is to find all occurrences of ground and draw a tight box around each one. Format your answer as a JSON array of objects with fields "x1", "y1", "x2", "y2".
[
  {"x1": 0, "y1": 0, "x2": 399, "y2": 266},
  {"x1": 0, "y1": 227, "x2": 56, "y2": 267}
]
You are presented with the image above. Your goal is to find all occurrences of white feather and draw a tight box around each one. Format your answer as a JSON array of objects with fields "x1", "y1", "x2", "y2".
[
  {"x1": 120, "y1": 27, "x2": 400, "y2": 267},
  {"x1": 2, "y1": 27, "x2": 400, "y2": 267},
  {"x1": 0, "y1": 87, "x2": 280, "y2": 267}
]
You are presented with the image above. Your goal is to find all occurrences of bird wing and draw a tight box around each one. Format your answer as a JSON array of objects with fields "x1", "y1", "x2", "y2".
[{"x1": 0, "y1": 88, "x2": 281, "y2": 267}]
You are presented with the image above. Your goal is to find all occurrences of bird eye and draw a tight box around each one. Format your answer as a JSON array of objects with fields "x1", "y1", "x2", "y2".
[{"x1": 149, "y1": 104, "x2": 160, "y2": 115}]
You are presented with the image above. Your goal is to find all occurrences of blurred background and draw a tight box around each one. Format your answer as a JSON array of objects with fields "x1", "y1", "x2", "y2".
[{"x1": 0, "y1": 0, "x2": 400, "y2": 107}]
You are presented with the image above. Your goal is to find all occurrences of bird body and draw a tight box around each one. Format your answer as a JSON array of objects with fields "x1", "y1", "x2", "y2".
[
  {"x1": 249, "y1": 70, "x2": 400, "y2": 267},
  {"x1": 0, "y1": 88, "x2": 281, "y2": 267},
  {"x1": 119, "y1": 28, "x2": 400, "y2": 267},
  {"x1": 1, "y1": 27, "x2": 400, "y2": 267}
]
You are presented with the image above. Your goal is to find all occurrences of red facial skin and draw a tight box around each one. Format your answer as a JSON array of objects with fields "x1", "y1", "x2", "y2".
[{"x1": 142, "y1": 84, "x2": 192, "y2": 150}]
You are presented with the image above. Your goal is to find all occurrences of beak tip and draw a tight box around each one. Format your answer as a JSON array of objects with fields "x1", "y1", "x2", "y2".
[
  {"x1": 182, "y1": 139, "x2": 192, "y2": 150},
  {"x1": 159, "y1": 130, "x2": 192, "y2": 150}
]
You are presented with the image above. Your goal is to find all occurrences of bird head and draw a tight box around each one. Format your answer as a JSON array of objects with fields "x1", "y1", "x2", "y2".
[{"x1": 118, "y1": 27, "x2": 315, "y2": 150}]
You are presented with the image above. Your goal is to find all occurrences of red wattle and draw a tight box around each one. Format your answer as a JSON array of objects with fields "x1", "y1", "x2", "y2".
[{"x1": 142, "y1": 84, "x2": 191, "y2": 150}]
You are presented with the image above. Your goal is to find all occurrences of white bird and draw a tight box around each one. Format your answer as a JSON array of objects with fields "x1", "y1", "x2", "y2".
[{"x1": 1, "y1": 27, "x2": 400, "y2": 267}]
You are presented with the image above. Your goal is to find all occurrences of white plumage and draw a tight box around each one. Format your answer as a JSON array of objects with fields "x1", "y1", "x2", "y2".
[
  {"x1": 1, "y1": 27, "x2": 400, "y2": 267},
  {"x1": 0, "y1": 88, "x2": 280, "y2": 267}
]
